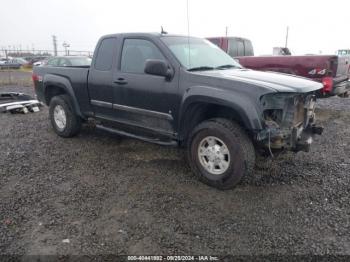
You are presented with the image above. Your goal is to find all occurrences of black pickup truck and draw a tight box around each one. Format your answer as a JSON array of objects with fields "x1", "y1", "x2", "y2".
[{"x1": 32, "y1": 33, "x2": 323, "y2": 189}]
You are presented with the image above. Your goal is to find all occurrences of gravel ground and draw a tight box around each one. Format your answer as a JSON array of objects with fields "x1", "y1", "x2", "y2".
[{"x1": 0, "y1": 84, "x2": 350, "y2": 256}]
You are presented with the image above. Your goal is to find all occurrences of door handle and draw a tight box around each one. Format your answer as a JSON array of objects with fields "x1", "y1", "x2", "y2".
[{"x1": 114, "y1": 78, "x2": 128, "y2": 85}]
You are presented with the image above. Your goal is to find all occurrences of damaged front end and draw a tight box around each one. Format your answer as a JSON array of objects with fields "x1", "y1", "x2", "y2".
[{"x1": 257, "y1": 93, "x2": 323, "y2": 153}]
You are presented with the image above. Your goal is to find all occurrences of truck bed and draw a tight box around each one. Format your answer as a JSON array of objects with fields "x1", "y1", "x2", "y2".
[
  {"x1": 236, "y1": 55, "x2": 350, "y2": 96},
  {"x1": 237, "y1": 55, "x2": 343, "y2": 80},
  {"x1": 33, "y1": 66, "x2": 92, "y2": 115}
]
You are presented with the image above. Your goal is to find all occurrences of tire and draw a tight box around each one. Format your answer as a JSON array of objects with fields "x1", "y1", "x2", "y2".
[
  {"x1": 187, "y1": 118, "x2": 255, "y2": 190},
  {"x1": 49, "y1": 94, "x2": 82, "y2": 137}
]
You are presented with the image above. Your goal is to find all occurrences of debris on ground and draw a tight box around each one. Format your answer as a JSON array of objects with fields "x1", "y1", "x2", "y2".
[{"x1": 0, "y1": 92, "x2": 42, "y2": 114}]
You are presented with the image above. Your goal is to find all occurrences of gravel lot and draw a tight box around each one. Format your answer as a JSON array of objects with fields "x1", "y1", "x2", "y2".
[{"x1": 1, "y1": 79, "x2": 350, "y2": 256}]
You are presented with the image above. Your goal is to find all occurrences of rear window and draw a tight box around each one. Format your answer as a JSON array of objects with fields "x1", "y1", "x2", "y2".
[
  {"x1": 94, "y1": 38, "x2": 116, "y2": 71},
  {"x1": 207, "y1": 38, "x2": 221, "y2": 47},
  {"x1": 244, "y1": 40, "x2": 254, "y2": 56},
  {"x1": 228, "y1": 38, "x2": 240, "y2": 57},
  {"x1": 228, "y1": 38, "x2": 254, "y2": 57}
]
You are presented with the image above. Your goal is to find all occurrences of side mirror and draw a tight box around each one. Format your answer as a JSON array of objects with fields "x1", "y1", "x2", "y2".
[{"x1": 144, "y1": 59, "x2": 172, "y2": 80}]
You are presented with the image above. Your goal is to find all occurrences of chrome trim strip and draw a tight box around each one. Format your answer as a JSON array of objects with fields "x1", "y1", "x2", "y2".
[
  {"x1": 112, "y1": 103, "x2": 173, "y2": 121},
  {"x1": 91, "y1": 99, "x2": 112, "y2": 109}
]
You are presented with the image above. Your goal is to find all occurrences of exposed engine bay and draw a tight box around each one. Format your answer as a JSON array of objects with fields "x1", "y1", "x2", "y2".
[{"x1": 257, "y1": 92, "x2": 323, "y2": 153}]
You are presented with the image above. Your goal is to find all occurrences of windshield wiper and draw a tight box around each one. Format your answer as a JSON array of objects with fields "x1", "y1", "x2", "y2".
[
  {"x1": 215, "y1": 64, "x2": 241, "y2": 70},
  {"x1": 188, "y1": 66, "x2": 215, "y2": 72}
]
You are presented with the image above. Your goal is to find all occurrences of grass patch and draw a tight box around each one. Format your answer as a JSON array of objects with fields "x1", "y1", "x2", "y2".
[
  {"x1": 19, "y1": 67, "x2": 33, "y2": 73},
  {"x1": 0, "y1": 68, "x2": 33, "y2": 87},
  {"x1": 0, "y1": 80, "x2": 33, "y2": 87}
]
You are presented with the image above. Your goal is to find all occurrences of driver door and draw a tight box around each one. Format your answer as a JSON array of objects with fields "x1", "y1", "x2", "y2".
[{"x1": 112, "y1": 38, "x2": 178, "y2": 136}]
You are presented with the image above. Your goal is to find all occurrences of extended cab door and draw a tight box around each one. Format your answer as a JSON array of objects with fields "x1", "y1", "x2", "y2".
[
  {"x1": 88, "y1": 37, "x2": 118, "y2": 118},
  {"x1": 112, "y1": 37, "x2": 178, "y2": 137}
]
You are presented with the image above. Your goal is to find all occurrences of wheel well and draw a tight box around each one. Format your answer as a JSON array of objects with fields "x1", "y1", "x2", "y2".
[
  {"x1": 180, "y1": 103, "x2": 248, "y2": 143},
  {"x1": 44, "y1": 85, "x2": 66, "y2": 105}
]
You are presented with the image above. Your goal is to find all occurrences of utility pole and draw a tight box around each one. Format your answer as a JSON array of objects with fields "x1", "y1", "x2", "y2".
[
  {"x1": 62, "y1": 42, "x2": 70, "y2": 56},
  {"x1": 285, "y1": 26, "x2": 289, "y2": 48},
  {"x1": 225, "y1": 26, "x2": 228, "y2": 37},
  {"x1": 52, "y1": 35, "x2": 57, "y2": 56},
  {"x1": 4, "y1": 49, "x2": 10, "y2": 84}
]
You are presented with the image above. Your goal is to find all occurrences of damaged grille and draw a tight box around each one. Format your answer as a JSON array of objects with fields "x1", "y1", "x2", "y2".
[
  {"x1": 262, "y1": 93, "x2": 315, "y2": 129},
  {"x1": 284, "y1": 95, "x2": 305, "y2": 127},
  {"x1": 259, "y1": 92, "x2": 318, "y2": 151},
  {"x1": 293, "y1": 98, "x2": 305, "y2": 126}
]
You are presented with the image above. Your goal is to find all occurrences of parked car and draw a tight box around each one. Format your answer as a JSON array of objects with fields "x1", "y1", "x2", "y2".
[
  {"x1": 0, "y1": 58, "x2": 28, "y2": 69},
  {"x1": 32, "y1": 33, "x2": 323, "y2": 189},
  {"x1": 14, "y1": 57, "x2": 29, "y2": 65},
  {"x1": 42, "y1": 56, "x2": 92, "y2": 67},
  {"x1": 33, "y1": 58, "x2": 50, "y2": 67},
  {"x1": 209, "y1": 36, "x2": 350, "y2": 97},
  {"x1": 337, "y1": 49, "x2": 350, "y2": 56},
  {"x1": 273, "y1": 47, "x2": 292, "y2": 56},
  {"x1": 0, "y1": 58, "x2": 9, "y2": 65},
  {"x1": 26, "y1": 56, "x2": 50, "y2": 66}
]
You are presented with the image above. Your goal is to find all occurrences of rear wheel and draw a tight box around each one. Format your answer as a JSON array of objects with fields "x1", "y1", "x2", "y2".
[
  {"x1": 187, "y1": 118, "x2": 255, "y2": 190},
  {"x1": 49, "y1": 94, "x2": 82, "y2": 137}
]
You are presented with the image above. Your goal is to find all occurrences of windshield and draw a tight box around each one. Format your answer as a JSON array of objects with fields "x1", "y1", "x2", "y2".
[
  {"x1": 161, "y1": 36, "x2": 242, "y2": 70},
  {"x1": 15, "y1": 58, "x2": 28, "y2": 64}
]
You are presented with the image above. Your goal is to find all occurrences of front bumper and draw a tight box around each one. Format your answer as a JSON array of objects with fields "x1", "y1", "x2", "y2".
[
  {"x1": 290, "y1": 124, "x2": 323, "y2": 152},
  {"x1": 257, "y1": 94, "x2": 323, "y2": 153},
  {"x1": 257, "y1": 122, "x2": 323, "y2": 153}
]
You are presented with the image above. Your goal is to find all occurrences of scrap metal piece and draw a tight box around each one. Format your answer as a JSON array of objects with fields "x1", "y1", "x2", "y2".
[
  {"x1": 7, "y1": 104, "x2": 29, "y2": 114},
  {"x1": 0, "y1": 92, "x2": 33, "y2": 101},
  {"x1": 0, "y1": 92, "x2": 42, "y2": 114}
]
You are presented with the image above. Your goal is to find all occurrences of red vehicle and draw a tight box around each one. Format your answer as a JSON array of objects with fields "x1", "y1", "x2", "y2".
[{"x1": 207, "y1": 37, "x2": 350, "y2": 97}]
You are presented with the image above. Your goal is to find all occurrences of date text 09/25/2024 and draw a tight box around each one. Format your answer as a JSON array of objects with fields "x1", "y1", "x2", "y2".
[{"x1": 127, "y1": 255, "x2": 219, "y2": 261}]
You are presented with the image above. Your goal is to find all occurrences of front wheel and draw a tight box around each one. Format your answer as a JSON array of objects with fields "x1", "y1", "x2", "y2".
[
  {"x1": 187, "y1": 118, "x2": 255, "y2": 190},
  {"x1": 49, "y1": 94, "x2": 82, "y2": 137}
]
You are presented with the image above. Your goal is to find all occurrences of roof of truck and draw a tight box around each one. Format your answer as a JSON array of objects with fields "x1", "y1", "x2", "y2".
[
  {"x1": 100, "y1": 32, "x2": 198, "y2": 39},
  {"x1": 206, "y1": 36, "x2": 252, "y2": 41}
]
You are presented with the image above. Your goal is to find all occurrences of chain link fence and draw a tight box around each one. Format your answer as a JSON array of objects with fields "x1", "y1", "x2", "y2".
[
  {"x1": 0, "y1": 49, "x2": 93, "y2": 59},
  {"x1": 0, "y1": 49, "x2": 93, "y2": 86}
]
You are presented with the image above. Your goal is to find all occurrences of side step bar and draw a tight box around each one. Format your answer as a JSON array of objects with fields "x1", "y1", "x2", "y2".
[{"x1": 96, "y1": 124, "x2": 178, "y2": 146}]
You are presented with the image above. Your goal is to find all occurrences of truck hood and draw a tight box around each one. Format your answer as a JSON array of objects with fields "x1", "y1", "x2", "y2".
[{"x1": 197, "y1": 68, "x2": 323, "y2": 93}]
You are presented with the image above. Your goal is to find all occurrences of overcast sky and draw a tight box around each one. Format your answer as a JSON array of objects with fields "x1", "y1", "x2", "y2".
[{"x1": 1, "y1": 0, "x2": 349, "y2": 55}]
